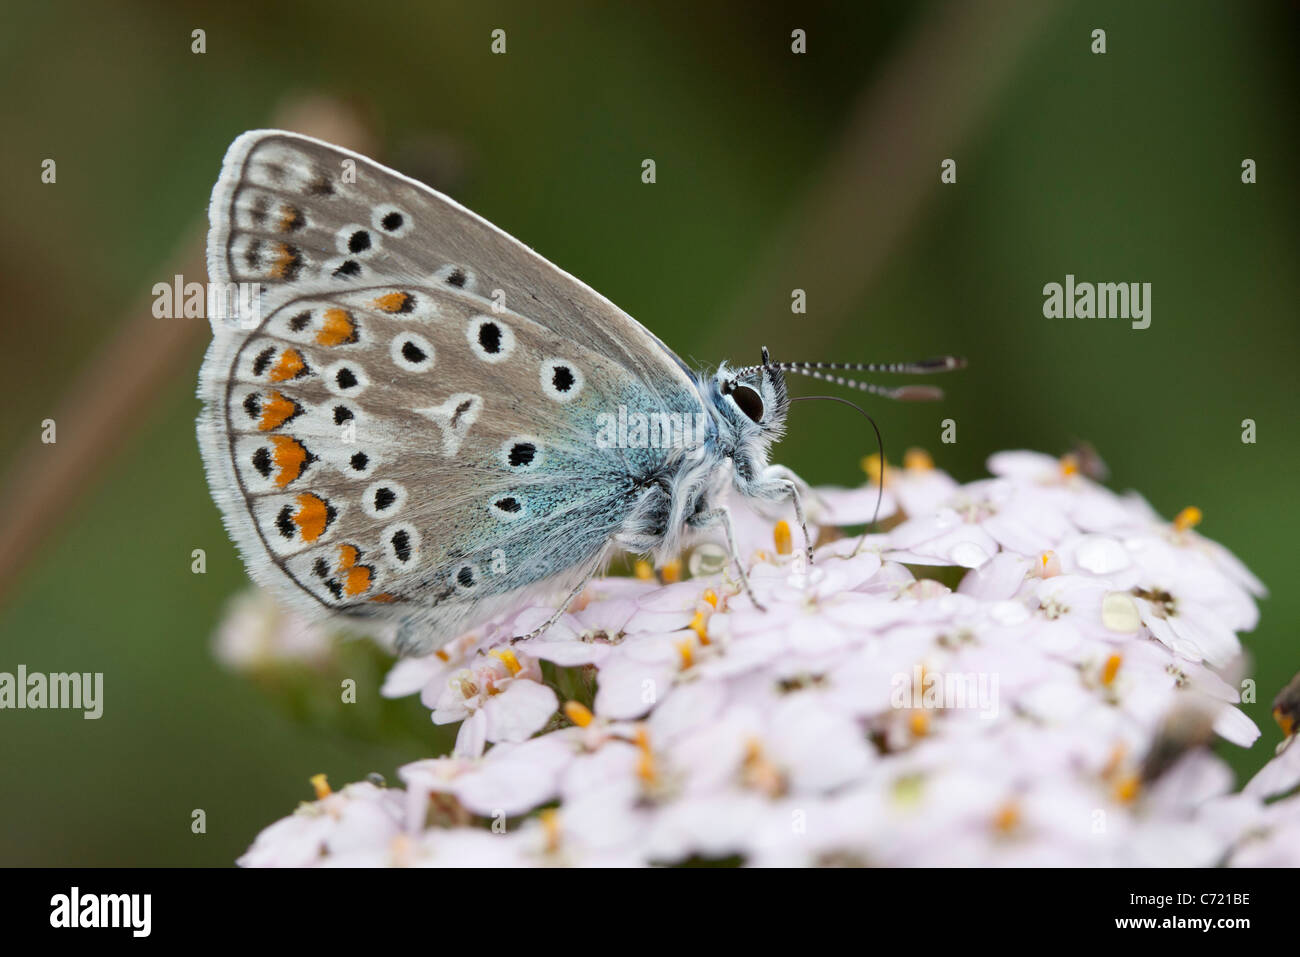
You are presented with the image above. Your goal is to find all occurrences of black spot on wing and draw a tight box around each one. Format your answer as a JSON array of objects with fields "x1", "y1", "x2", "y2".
[
  {"x1": 508, "y1": 442, "x2": 535, "y2": 467},
  {"x1": 391, "y1": 529, "x2": 411, "y2": 563}
]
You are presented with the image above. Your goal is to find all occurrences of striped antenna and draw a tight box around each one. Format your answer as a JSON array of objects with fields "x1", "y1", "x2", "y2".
[{"x1": 736, "y1": 352, "x2": 966, "y2": 402}]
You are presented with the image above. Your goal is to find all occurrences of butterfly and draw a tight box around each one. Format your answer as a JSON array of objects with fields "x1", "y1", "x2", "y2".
[{"x1": 197, "y1": 130, "x2": 964, "y2": 654}]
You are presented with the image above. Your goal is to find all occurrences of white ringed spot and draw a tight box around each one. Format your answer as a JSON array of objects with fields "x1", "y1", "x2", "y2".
[
  {"x1": 372, "y1": 206, "x2": 412, "y2": 238},
  {"x1": 384, "y1": 522, "x2": 420, "y2": 568},
  {"x1": 390, "y1": 332, "x2": 435, "y2": 372},
  {"x1": 540, "y1": 358, "x2": 583, "y2": 402},
  {"x1": 322, "y1": 360, "x2": 369, "y2": 396},
  {"x1": 363, "y1": 480, "x2": 407, "y2": 519},
  {"x1": 467, "y1": 315, "x2": 515, "y2": 363},
  {"x1": 336, "y1": 223, "x2": 380, "y2": 258}
]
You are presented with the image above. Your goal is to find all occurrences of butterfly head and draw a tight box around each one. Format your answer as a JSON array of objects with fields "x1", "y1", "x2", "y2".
[
  {"x1": 706, "y1": 345, "x2": 966, "y2": 469},
  {"x1": 711, "y1": 346, "x2": 790, "y2": 447}
]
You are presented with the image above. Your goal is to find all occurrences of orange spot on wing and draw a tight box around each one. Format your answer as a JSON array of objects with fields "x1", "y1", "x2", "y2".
[
  {"x1": 271, "y1": 435, "x2": 310, "y2": 488},
  {"x1": 1273, "y1": 707, "x2": 1294, "y2": 737},
  {"x1": 258, "y1": 390, "x2": 296, "y2": 431},
  {"x1": 333, "y1": 544, "x2": 373, "y2": 596},
  {"x1": 343, "y1": 565, "x2": 372, "y2": 596},
  {"x1": 368, "y1": 592, "x2": 397, "y2": 603},
  {"x1": 270, "y1": 242, "x2": 298, "y2": 279},
  {"x1": 315, "y1": 308, "x2": 357, "y2": 346},
  {"x1": 293, "y1": 494, "x2": 329, "y2": 542},
  {"x1": 269, "y1": 348, "x2": 305, "y2": 382},
  {"x1": 372, "y1": 291, "x2": 411, "y2": 313},
  {"x1": 277, "y1": 204, "x2": 303, "y2": 233}
]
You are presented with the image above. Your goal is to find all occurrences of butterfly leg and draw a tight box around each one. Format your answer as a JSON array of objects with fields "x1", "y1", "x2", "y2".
[
  {"x1": 691, "y1": 506, "x2": 767, "y2": 612},
  {"x1": 510, "y1": 576, "x2": 592, "y2": 644},
  {"x1": 752, "y1": 466, "x2": 816, "y2": 566},
  {"x1": 762, "y1": 464, "x2": 827, "y2": 516}
]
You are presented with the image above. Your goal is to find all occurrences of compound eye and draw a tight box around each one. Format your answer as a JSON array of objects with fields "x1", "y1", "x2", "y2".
[{"x1": 730, "y1": 383, "x2": 764, "y2": 423}]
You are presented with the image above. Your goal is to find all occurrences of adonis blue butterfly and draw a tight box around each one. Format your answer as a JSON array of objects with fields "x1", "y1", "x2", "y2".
[{"x1": 197, "y1": 131, "x2": 963, "y2": 653}]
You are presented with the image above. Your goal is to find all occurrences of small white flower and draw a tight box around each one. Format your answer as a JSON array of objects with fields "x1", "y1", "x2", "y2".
[
  {"x1": 238, "y1": 779, "x2": 404, "y2": 868},
  {"x1": 431, "y1": 650, "x2": 556, "y2": 757},
  {"x1": 212, "y1": 588, "x2": 335, "y2": 670}
]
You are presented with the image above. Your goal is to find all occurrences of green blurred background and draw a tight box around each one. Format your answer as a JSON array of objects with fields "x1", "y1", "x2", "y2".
[{"x1": 1, "y1": 0, "x2": 1296, "y2": 865}]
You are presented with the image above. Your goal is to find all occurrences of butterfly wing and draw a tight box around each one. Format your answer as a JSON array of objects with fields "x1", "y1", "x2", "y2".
[{"x1": 198, "y1": 130, "x2": 706, "y2": 652}]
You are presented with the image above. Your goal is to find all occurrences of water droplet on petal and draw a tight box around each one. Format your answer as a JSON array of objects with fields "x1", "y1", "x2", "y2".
[
  {"x1": 1101, "y1": 591, "x2": 1142, "y2": 632},
  {"x1": 688, "y1": 543, "x2": 728, "y2": 578}
]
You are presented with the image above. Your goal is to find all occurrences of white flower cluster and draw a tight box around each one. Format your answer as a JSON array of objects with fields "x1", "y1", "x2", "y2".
[{"x1": 235, "y1": 450, "x2": 1300, "y2": 867}]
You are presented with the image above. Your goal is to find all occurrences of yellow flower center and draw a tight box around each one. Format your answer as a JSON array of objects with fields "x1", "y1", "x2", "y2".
[
  {"x1": 635, "y1": 726, "x2": 657, "y2": 784},
  {"x1": 904, "y1": 447, "x2": 934, "y2": 471},
  {"x1": 992, "y1": 800, "x2": 1020, "y2": 834},
  {"x1": 489, "y1": 648, "x2": 523, "y2": 676},
  {"x1": 689, "y1": 610, "x2": 710, "y2": 645},
  {"x1": 1101, "y1": 653, "x2": 1123, "y2": 687},
  {"x1": 675, "y1": 636, "x2": 696, "y2": 669},
  {"x1": 861, "y1": 452, "x2": 888, "y2": 484},
  {"x1": 1114, "y1": 773, "x2": 1141, "y2": 803},
  {"x1": 563, "y1": 700, "x2": 594, "y2": 728},
  {"x1": 1173, "y1": 506, "x2": 1202, "y2": 532},
  {"x1": 539, "y1": 808, "x2": 562, "y2": 854},
  {"x1": 310, "y1": 773, "x2": 331, "y2": 800},
  {"x1": 742, "y1": 738, "x2": 786, "y2": 797},
  {"x1": 773, "y1": 520, "x2": 793, "y2": 556}
]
